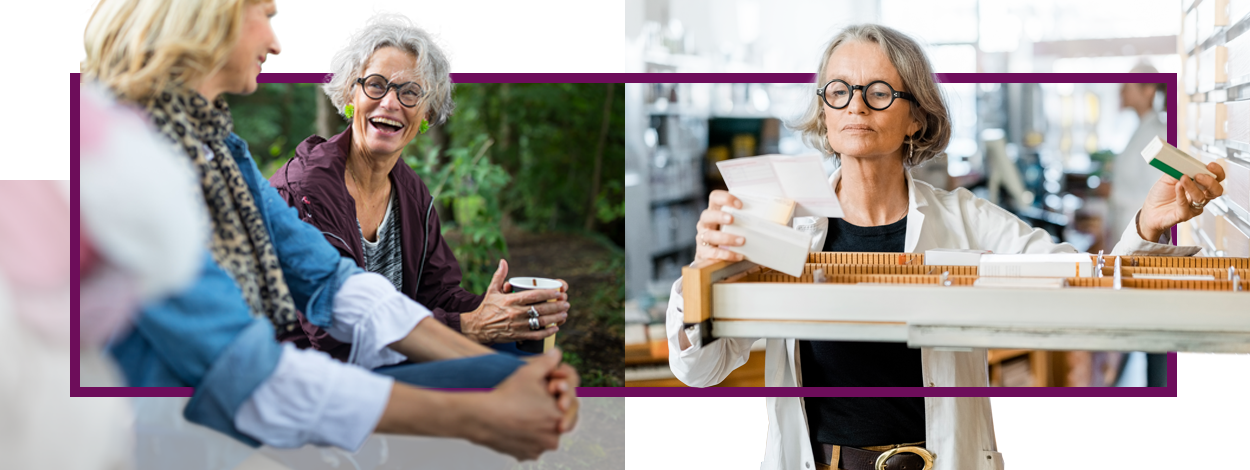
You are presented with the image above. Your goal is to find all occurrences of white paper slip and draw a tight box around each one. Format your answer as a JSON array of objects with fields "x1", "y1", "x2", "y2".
[
  {"x1": 924, "y1": 248, "x2": 990, "y2": 266},
  {"x1": 973, "y1": 277, "x2": 1068, "y2": 288},
  {"x1": 1141, "y1": 136, "x2": 1217, "y2": 181},
  {"x1": 731, "y1": 192, "x2": 796, "y2": 225},
  {"x1": 1130, "y1": 273, "x2": 1217, "y2": 280},
  {"x1": 717, "y1": 154, "x2": 843, "y2": 218},
  {"x1": 979, "y1": 253, "x2": 1094, "y2": 278},
  {"x1": 720, "y1": 207, "x2": 811, "y2": 277}
]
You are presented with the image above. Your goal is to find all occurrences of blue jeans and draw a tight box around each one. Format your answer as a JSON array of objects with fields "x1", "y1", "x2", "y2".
[{"x1": 261, "y1": 355, "x2": 525, "y2": 467}]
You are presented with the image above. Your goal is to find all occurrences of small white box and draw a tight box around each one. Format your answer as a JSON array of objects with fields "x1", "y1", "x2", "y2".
[
  {"x1": 979, "y1": 253, "x2": 1094, "y2": 278},
  {"x1": 1141, "y1": 136, "x2": 1217, "y2": 181},
  {"x1": 720, "y1": 207, "x2": 811, "y2": 277},
  {"x1": 731, "y1": 192, "x2": 796, "y2": 225},
  {"x1": 924, "y1": 248, "x2": 990, "y2": 266}
]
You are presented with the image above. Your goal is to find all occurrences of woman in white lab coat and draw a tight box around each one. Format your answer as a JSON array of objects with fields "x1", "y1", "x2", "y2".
[{"x1": 666, "y1": 24, "x2": 1224, "y2": 470}]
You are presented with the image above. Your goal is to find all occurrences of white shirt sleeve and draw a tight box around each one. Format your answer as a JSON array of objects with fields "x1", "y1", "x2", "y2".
[
  {"x1": 327, "y1": 272, "x2": 432, "y2": 369},
  {"x1": 235, "y1": 343, "x2": 393, "y2": 450}
]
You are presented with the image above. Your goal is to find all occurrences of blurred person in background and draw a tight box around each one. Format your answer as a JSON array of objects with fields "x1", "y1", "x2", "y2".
[
  {"x1": 81, "y1": 0, "x2": 576, "y2": 462},
  {"x1": 668, "y1": 24, "x2": 1223, "y2": 470},
  {"x1": 1110, "y1": 64, "x2": 1169, "y2": 388},
  {"x1": 269, "y1": 14, "x2": 569, "y2": 359},
  {"x1": 0, "y1": 80, "x2": 195, "y2": 466}
]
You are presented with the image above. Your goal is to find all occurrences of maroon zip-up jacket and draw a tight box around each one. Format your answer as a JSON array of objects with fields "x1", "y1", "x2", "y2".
[{"x1": 269, "y1": 128, "x2": 484, "y2": 362}]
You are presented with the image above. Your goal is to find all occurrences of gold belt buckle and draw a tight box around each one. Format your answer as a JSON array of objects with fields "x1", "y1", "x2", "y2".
[{"x1": 873, "y1": 446, "x2": 934, "y2": 470}]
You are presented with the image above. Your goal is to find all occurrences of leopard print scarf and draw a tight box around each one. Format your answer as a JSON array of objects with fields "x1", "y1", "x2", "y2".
[{"x1": 142, "y1": 84, "x2": 299, "y2": 332}]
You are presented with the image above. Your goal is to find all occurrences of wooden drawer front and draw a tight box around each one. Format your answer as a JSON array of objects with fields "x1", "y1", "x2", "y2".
[
  {"x1": 1199, "y1": 46, "x2": 1228, "y2": 93},
  {"x1": 1186, "y1": 9, "x2": 1200, "y2": 52},
  {"x1": 1198, "y1": 0, "x2": 1221, "y2": 44},
  {"x1": 1188, "y1": 102, "x2": 1200, "y2": 140},
  {"x1": 1200, "y1": 209, "x2": 1221, "y2": 245},
  {"x1": 1199, "y1": 102, "x2": 1227, "y2": 142},
  {"x1": 1233, "y1": 0, "x2": 1250, "y2": 24},
  {"x1": 1229, "y1": 30, "x2": 1250, "y2": 86},
  {"x1": 1220, "y1": 216, "x2": 1250, "y2": 257},
  {"x1": 1228, "y1": 100, "x2": 1250, "y2": 145},
  {"x1": 1225, "y1": 158, "x2": 1245, "y2": 216},
  {"x1": 1186, "y1": 54, "x2": 1199, "y2": 95}
]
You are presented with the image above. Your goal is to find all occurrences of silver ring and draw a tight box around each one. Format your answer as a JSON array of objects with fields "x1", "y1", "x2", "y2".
[
  {"x1": 528, "y1": 316, "x2": 541, "y2": 330},
  {"x1": 528, "y1": 306, "x2": 539, "y2": 318},
  {"x1": 1191, "y1": 200, "x2": 1207, "y2": 211}
]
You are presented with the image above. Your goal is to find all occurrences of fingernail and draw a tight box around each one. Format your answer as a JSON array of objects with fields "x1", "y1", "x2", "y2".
[
  {"x1": 736, "y1": 237, "x2": 744, "y2": 245},
  {"x1": 722, "y1": 215, "x2": 732, "y2": 223}
]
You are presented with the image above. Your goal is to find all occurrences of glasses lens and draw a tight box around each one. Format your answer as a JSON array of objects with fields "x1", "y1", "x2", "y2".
[
  {"x1": 825, "y1": 81, "x2": 851, "y2": 108},
  {"x1": 397, "y1": 83, "x2": 423, "y2": 107},
  {"x1": 363, "y1": 76, "x2": 388, "y2": 99},
  {"x1": 866, "y1": 82, "x2": 895, "y2": 109}
]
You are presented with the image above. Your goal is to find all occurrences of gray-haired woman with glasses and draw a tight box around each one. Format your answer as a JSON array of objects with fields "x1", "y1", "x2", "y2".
[
  {"x1": 667, "y1": 24, "x2": 1224, "y2": 470},
  {"x1": 271, "y1": 14, "x2": 571, "y2": 358}
]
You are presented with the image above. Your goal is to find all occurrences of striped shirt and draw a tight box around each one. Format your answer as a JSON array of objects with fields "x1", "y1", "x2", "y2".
[{"x1": 360, "y1": 189, "x2": 404, "y2": 291}]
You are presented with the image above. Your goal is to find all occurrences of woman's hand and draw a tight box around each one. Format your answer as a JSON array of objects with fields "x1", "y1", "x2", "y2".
[
  {"x1": 466, "y1": 349, "x2": 567, "y2": 460},
  {"x1": 695, "y1": 190, "x2": 746, "y2": 263},
  {"x1": 1137, "y1": 163, "x2": 1226, "y2": 242},
  {"x1": 546, "y1": 360, "x2": 580, "y2": 433},
  {"x1": 461, "y1": 260, "x2": 569, "y2": 344}
]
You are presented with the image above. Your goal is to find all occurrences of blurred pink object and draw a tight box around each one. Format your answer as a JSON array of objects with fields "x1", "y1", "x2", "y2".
[{"x1": 0, "y1": 182, "x2": 69, "y2": 288}]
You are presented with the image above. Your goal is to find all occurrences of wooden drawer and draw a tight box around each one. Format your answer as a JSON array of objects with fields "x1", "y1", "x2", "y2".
[
  {"x1": 1229, "y1": 29, "x2": 1250, "y2": 86},
  {"x1": 1225, "y1": 158, "x2": 1245, "y2": 216},
  {"x1": 1220, "y1": 215, "x2": 1250, "y2": 257},
  {"x1": 1186, "y1": 54, "x2": 1199, "y2": 95},
  {"x1": 1185, "y1": 9, "x2": 1200, "y2": 52},
  {"x1": 1199, "y1": 102, "x2": 1228, "y2": 143},
  {"x1": 1198, "y1": 0, "x2": 1229, "y2": 45},
  {"x1": 1228, "y1": 100, "x2": 1250, "y2": 145},
  {"x1": 1188, "y1": 101, "x2": 1200, "y2": 140},
  {"x1": 1199, "y1": 46, "x2": 1228, "y2": 93}
]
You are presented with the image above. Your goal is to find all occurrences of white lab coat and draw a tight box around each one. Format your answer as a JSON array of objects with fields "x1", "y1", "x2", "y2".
[
  {"x1": 1110, "y1": 111, "x2": 1167, "y2": 243},
  {"x1": 666, "y1": 168, "x2": 1198, "y2": 470}
]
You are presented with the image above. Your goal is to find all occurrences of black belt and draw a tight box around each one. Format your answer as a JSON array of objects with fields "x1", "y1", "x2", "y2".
[{"x1": 816, "y1": 443, "x2": 933, "y2": 470}]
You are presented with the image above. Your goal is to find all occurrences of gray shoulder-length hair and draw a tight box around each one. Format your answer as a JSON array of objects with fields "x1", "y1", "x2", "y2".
[
  {"x1": 792, "y1": 24, "x2": 950, "y2": 168},
  {"x1": 323, "y1": 14, "x2": 454, "y2": 126}
]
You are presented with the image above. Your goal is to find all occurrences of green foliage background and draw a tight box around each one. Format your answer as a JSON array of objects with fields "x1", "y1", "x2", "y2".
[{"x1": 230, "y1": 83, "x2": 625, "y2": 292}]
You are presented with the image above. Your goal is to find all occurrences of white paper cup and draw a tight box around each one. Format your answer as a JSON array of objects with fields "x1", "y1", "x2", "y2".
[{"x1": 506, "y1": 277, "x2": 562, "y2": 353}]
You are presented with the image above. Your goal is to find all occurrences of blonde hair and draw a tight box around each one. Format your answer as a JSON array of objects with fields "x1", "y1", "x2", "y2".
[
  {"x1": 82, "y1": 0, "x2": 271, "y2": 102},
  {"x1": 322, "y1": 13, "x2": 455, "y2": 126},
  {"x1": 792, "y1": 24, "x2": 951, "y2": 168}
]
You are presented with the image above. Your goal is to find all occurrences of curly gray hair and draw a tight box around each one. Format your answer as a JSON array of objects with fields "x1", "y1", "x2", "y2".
[
  {"x1": 792, "y1": 24, "x2": 950, "y2": 168},
  {"x1": 323, "y1": 13, "x2": 454, "y2": 126}
]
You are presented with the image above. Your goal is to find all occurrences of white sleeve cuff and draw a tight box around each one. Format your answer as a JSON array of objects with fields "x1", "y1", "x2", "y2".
[
  {"x1": 235, "y1": 343, "x2": 393, "y2": 450},
  {"x1": 328, "y1": 272, "x2": 431, "y2": 369}
]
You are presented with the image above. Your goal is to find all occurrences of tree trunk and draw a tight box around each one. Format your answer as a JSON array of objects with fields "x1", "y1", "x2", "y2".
[
  {"x1": 315, "y1": 89, "x2": 334, "y2": 139},
  {"x1": 584, "y1": 83, "x2": 615, "y2": 232}
]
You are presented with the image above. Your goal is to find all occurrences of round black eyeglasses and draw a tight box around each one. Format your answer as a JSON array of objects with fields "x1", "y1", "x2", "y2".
[
  {"x1": 817, "y1": 79, "x2": 916, "y2": 111},
  {"x1": 355, "y1": 74, "x2": 424, "y2": 108}
]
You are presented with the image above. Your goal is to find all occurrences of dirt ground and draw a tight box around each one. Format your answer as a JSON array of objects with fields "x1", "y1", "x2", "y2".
[{"x1": 502, "y1": 228, "x2": 624, "y2": 386}]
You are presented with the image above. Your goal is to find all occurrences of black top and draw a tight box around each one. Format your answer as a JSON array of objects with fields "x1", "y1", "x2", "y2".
[{"x1": 802, "y1": 216, "x2": 926, "y2": 447}]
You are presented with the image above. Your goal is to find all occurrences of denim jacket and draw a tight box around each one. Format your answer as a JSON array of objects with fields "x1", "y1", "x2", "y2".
[{"x1": 109, "y1": 134, "x2": 363, "y2": 446}]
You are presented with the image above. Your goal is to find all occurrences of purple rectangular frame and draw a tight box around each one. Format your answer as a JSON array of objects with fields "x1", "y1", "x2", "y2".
[{"x1": 72, "y1": 72, "x2": 1177, "y2": 399}]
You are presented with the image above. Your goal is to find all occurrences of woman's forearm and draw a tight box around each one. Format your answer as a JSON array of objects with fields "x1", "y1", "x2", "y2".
[
  {"x1": 375, "y1": 382, "x2": 479, "y2": 437},
  {"x1": 388, "y1": 316, "x2": 496, "y2": 361}
]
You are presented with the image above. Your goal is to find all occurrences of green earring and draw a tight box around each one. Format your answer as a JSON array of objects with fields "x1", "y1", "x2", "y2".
[
  {"x1": 344, "y1": 104, "x2": 354, "y2": 120},
  {"x1": 419, "y1": 119, "x2": 430, "y2": 134}
]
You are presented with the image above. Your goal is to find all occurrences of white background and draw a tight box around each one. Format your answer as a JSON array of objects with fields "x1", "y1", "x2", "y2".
[
  {"x1": 626, "y1": 354, "x2": 1250, "y2": 469},
  {"x1": 15, "y1": 0, "x2": 625, "y2": 180}
]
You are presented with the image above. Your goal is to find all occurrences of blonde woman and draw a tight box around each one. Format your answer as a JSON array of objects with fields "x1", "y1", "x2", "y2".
[
  {"x1": 83, "y1": 0, "x2": 576, "y2": 460},
  {"x1": 667, "y1": 24, "x2": 1224, "y2": 470}
]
